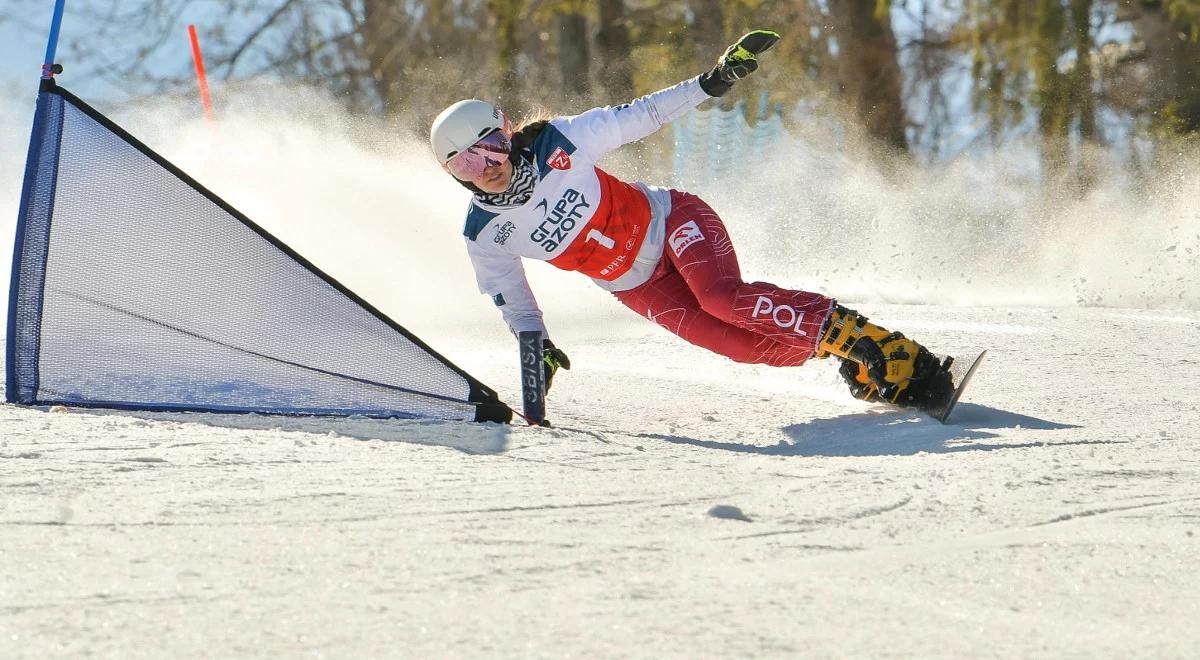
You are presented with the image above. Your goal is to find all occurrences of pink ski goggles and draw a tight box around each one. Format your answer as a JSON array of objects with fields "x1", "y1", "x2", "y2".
[{"x1": 443, "y1": 129, "x2": 512, "y2": 180}]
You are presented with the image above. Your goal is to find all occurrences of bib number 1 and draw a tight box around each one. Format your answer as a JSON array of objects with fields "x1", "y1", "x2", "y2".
[{"x1": 585, "y1": 229, "x2": 615, "y2": 250}]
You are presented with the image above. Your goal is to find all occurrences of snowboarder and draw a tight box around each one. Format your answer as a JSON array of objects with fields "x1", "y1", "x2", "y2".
[{"x1": 429, "y1": 30, "x2": 955, "y2": 413}]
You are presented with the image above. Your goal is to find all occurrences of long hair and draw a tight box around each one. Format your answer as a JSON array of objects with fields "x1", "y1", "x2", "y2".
[{"x1": 511, "y1": 109, "x2": 553, "y2": 153}]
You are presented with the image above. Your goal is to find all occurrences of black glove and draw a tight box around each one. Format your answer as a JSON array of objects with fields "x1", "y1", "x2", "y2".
[
  {"x1": 542, "y1": 339, "x2": 570, "y2": 393},
  {"x1": 699, "y1": 29, "x2": 781, "y2": 97}
]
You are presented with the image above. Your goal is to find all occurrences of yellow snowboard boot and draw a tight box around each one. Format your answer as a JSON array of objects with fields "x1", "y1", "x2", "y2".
[{"x1": 817, "y1": 304, "x2": 954, "y2": 410}]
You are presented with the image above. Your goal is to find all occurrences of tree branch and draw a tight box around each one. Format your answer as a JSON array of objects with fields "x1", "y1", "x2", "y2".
[{"x1": 220, "y1": 0, "x2": 301, "y2": 78}]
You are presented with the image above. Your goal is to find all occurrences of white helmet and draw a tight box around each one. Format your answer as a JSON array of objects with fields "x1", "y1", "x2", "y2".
[{"x1": 430, "y1": 99, "x2": 512, "y2": 164}]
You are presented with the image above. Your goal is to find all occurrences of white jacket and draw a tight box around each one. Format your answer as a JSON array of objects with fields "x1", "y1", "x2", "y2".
[{"x1": 463, "y1": 76, "x2": 713, "y2": 336}]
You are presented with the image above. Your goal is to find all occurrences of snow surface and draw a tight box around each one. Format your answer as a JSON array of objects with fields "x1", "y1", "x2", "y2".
[{"x1": 2, "y1": 85, "x2": 1200, "y2": 657}]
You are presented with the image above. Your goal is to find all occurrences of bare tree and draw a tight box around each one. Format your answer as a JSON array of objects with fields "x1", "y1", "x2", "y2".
[
  {"x1": 686, "y1": 0, "x2": 726, "y2": 68},
  {"x1": 595, "y1": 0, "x2": 633, "y2": 101},
  {"x1": 11, "y1": 0, "x2": 1198, "y2": 170},
  {"x1": 489, "y1": 0, "x2": 524, "y2": 111},
  {"x1": 556, "y1": 2, "x2": 591, "y2": 103},
  {"x1": 826, "y1": 0, "x2": 910, "y2": 152},
  {"x1": 1137, "y1": 1, "x2": 1200, "y2": 134}
]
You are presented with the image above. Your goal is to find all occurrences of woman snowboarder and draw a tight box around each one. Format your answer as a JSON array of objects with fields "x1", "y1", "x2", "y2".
[{"x1": 429, "y1": 30, "x2": 956, "y2": 412}]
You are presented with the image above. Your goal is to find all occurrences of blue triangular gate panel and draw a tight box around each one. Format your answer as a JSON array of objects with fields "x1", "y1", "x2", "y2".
[{"x1": 6, "y1": 82, "x2": 510, "y2": 423}]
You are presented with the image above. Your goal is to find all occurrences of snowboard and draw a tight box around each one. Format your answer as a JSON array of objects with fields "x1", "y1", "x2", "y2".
[{"x1": 927, "y1": 350, "x2": 987, "y2": 424}]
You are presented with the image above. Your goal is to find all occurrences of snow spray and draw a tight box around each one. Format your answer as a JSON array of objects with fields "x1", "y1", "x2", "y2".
[
  {"x1": 676, "y1": 129, "x2": 1200, "y2": 311},
  {"x1": 3, "y1": 82, "x2": 1200, "y2": 342}
]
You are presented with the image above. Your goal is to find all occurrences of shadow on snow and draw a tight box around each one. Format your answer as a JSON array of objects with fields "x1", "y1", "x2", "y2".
[
  {"x1": 639, "y1": 403, "x2": 1101, "y2": 458},
  {"x1": 41, "y1": 406, "x2": 513, "y2": 455}
]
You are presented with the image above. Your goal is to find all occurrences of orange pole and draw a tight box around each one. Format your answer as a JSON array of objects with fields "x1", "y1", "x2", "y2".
[{"x1": 187, "y1": 24, "x2": 215, "y2": 121}]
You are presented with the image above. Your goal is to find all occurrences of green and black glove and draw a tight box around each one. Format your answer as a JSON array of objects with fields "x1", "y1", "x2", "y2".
[
  {"x1": 699, "y1": 29, "x2": 781, "y2": 97},
  {"x1": 543, "y1": 339, "x2": 571, "y2": 393}
]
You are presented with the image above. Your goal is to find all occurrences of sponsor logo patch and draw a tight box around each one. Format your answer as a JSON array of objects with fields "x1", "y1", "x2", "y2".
[
  {"x1": 494, "y1": 221, "x2": 515, "y2": 245},
  {"x1": 599, "y1": 224, "x2": 642, "y2": 277},
  {"x1": 669, "y1": 220, "x2": 705, "y2": 257},
  {"x1": 547, "y1": 147, "x2": 572, "y2": 171},
  {"x1": 531, "y1": 189, "x2": 590, "y2": 252}
]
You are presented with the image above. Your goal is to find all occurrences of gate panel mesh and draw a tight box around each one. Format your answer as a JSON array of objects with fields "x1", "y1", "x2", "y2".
[{"x1": 7, "y1": 86, "x2": 507, "y2": 422}]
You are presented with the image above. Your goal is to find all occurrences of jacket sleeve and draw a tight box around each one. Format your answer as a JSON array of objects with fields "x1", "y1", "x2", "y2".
[
  {"x1": 465, "y1": 236, "x2": 548, "y2": 337},
  {"x1": 554, "y1": 76, "x2": 712, "y2": 161}
]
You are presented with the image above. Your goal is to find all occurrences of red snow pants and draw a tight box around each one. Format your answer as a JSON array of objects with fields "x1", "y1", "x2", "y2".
[{"x1": 613, "y1": 190, "x2": 834, "y2": 367}]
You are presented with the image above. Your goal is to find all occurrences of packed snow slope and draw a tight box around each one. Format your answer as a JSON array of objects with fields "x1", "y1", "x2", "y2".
[{"x1": 2, "y1": 85, "x2": 1199, "y2": 657}]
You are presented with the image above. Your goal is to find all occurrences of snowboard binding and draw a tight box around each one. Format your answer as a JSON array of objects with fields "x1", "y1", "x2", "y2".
[
  {"x1": 837, "y1": 347, "x2": 955, "y2": 412},
  {"x1": 818, "y1": 304, "x2": 956, "y2": 413}
]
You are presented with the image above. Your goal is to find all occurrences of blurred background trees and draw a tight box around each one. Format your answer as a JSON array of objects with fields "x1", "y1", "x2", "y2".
[{"x1": 6, "y1": 0, "x2": 1199, "y2": 184}]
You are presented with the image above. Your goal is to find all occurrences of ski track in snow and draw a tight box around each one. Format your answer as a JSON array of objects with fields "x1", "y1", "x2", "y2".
[{"x1": 2, "y1": 305, "x2": 1199, "y2": 658}]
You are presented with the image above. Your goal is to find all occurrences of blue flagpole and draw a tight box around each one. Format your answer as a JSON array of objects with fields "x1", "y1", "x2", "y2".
[
  {"x1": 41, "y1": 0, "x2": 68, "y2": 80},
  {"x1": 9, "y1": 0, "x2": 69, "y2": 402}
]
